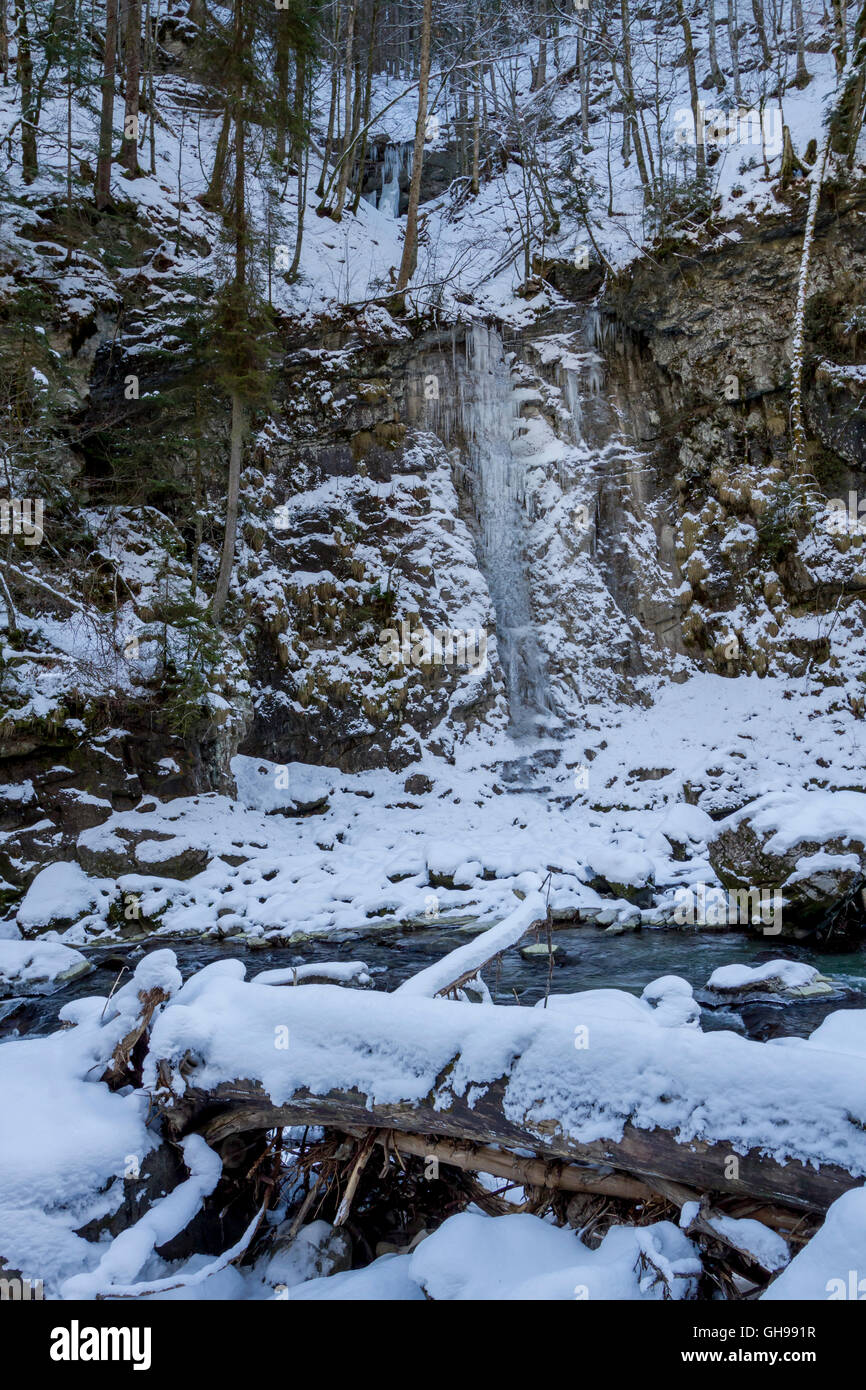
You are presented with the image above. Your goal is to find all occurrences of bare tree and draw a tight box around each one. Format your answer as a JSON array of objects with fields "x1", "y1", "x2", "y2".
[
  {"x1": 395, "y1": 0, "x2": 433, "y2": 294},
  {"x1": 675, "y1": 0, "x2": 706, "y2": 174},
  {"x1": 120, "y1": 0, "x2": 141, "y2": 175},
  {"x1": 14, "y1": 0, "x2": 37, "y2": 182},
  {"x1": 791, "y1": 0, "x2": 811, "y2": 87},
  {"x1": 707, "y1": 0, "x2": 725, "y2": 89},
  {"x1": 95, "y1": 0, "x2": 119, "y2": 207}
]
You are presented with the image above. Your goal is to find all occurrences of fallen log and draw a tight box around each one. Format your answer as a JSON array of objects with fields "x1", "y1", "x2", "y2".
[
  {"x1": 159, "y1": 1071, "x2": 857, "y2": 1220},
  {"x1": 395, "y1": 890, "x2": 548, "y2": 998},
  {"x1": 147, "y1": 977, "x2": 866, "y2": 1221}
]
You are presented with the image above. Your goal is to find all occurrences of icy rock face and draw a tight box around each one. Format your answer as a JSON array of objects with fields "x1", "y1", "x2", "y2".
[
  {"x1": 240, "y1": 331, "x2": 509, "y2": 770},
  {"x1": 604, "y1": 209, "x2": 866, "y2": 683},
  {"x1": 402, "y1": 319, "x2": 686, "y2": 731}
]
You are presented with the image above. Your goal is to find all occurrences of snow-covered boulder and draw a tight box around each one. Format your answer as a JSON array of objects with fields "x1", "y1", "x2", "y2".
[
  {"x1": 585, "y1": 846, "x2": 655, "y2": 906},
  {"x1": 640, "y1": 975, "x2": 701, "y2": 1028},
  {"x1": 16, "y1": 861, "x2": 115, "y2": 937},
  {"x1": 77, "y1": 817, "x2": 209, "y2": 880},
  {"x1": 0, "y1": 938, "x2": 92, "y2": 997},
  {"x1": 232, "y1": 756, "x2": 333, "y2": 816},
  {"x1": 709, "y1": 791, "x2": 866, "y2": 927},
  {"x1": 706, "y1": 960, "x2": 832, "y2": 998}
]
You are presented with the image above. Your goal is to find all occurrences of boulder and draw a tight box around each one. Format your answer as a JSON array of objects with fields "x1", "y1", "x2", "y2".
[{"x1": 709, "y1": 793, "x2": 866, "y2": 929}]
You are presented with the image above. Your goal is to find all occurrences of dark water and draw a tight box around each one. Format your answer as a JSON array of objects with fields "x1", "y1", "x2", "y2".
[{"x1": 2, "y1": 924, "x2": 864, "y2": 1043}]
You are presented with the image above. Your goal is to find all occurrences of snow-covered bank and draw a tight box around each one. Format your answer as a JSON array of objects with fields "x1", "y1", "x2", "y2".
[{"x1": 4, "y1": 669, "x2": 865, "y2": 948}]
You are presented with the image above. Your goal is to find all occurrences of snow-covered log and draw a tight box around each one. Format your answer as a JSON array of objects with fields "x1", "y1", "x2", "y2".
[{"x1": 147, "y1": 967, "x2": 866, "y2": 1219}]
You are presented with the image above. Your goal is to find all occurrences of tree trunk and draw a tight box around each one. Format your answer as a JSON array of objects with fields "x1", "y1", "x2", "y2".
[
  {"x1": 288, "y1": 50, "x2": 309, "y2": 280},
  {"x1": 728, "y1": 0, "x2": 743, "y2": 101},
  {"x1": 212, "y1": 0, "x2": 247, "y2": 626},
  {"x1": 161, "y1": 1070, "x2": 863, "y2": 1219},
  {"x1": 532, "y1": 3, "x2": 547, "y2": 91},
  {"x1": 751, "y1": 0, "x2": 773, "y2": 65},
  {"x1": 202, "y1": 105, "x2": 230, "y2": 209},
  {"x1": 1, "y1": 0, "x2": 9, "y2": 85},
  {"x1": 578, "y1": 19, "x2": 591, "y2": 151},
  {"x1": 395, "y1": 0, "x2": 432, "y2": 295},
  {"x1": 120, "y1": 0, "x2": 141, "y2": 175},
  {"x1": 316, "y1": 2, "x2": 341, "y2": 198},
  {"x1": 95, "y1": 0, "x2": 119, "y2": 207},
  {"x1": 675, "y1": 0, "x2": 706, "y2": 173},
  {"x1": 211, "y1": 393, "x2": 244, "y2": 624},
  {"x1": 470, "y1": 9, "x2": 481, "y2": 195},
  {"x1": 831, "y1": 0, "x2": 848, "y2": 73},
  {"x1": 274, "y1": 15, "x2": 289, "y2": 166},
  {"x1": 333, "y1": 0, "x2": 357, "y2": 217},
  {"x1": 707, "y1": 0, "x2": 725, "y2": 89},
  {"x1": 791, "y1": 0, "x2": 811, "y2": 87},
  {"x1": 351, "y1": 0, "x2": 380, "y2": 213},
  {"x1": 14, "y1": 0, "x2": 37, "y2": 183}
]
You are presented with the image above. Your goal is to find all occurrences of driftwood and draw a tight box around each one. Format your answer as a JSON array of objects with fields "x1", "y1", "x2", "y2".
[{"x1": 157, "y1": 1069, "x2": 861, "y2": 1225}]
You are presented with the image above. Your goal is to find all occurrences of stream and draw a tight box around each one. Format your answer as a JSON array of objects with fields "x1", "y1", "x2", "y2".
[{"x1": 3, "y1": 923, "x2": 865, "y2": 1043}]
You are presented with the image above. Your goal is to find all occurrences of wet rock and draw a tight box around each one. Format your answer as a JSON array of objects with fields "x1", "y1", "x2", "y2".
[{"x1": 519, "y1": 941, "x2": 566, "y2": 961}]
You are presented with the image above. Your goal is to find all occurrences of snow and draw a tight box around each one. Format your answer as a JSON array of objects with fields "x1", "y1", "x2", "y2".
[
  {"x1": 60, "y1": 1135, "x2": 222, "y2": 1300},
  {"x1": 707, "y1": 960, "x2": 821, "y2": 993},
  {"x1": 143, "y1": 957, "x2": 866, "y2": 1176},
  {"x1": 0, "y1": 0, "x2": 865, "y2": 1307},
  {"x1": 253, "y1": 961, "x2": 372, "y2": 987},
  {"x1": 395, "y1": 891, "x2": 547, "y2": 996},
  {"x1": 409, "y1": 1211, "x2": 700, "y2": 1300},
  {"x1": 763, "y1": 1187, "x2": 866, "y2": 1300},
  {"x1": 702, "y1": 1212, "x2": 790, "y2": 1274},
  {"x1": 0, "y1": 939, "x2": 91, "y2": 997},
  {"x1": 16, "y1": 862, "x2": 115, "y2": 934}
]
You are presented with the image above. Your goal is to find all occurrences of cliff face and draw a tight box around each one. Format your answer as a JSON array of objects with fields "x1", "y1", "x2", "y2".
[
  {"x1": 600, "y1": 185, "x2": 866, "y2": 686},
  {"x1": 4, "y1": 170, "x2": 866, "y2": 901}
]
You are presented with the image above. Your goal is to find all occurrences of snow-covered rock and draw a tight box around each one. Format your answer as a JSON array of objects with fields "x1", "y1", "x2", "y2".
[
  {"x1": 0, "y1": 938, "x2": 92, "y2": 997},
  {"x1": 709, "y1": 792, "x2": 866, "y2": 927},
  {"x1": 16, "y1": 861, "x2": 115, "y2": 937}
]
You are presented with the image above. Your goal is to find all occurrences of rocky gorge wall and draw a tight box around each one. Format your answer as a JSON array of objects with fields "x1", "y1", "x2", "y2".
[{"x1": 3, "y1": 177, "x2": 866, "y2": 909}]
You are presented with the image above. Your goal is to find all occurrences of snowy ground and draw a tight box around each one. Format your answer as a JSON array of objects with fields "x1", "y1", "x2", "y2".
[{"x1": 3, "y1": 667, "x2": 864, "y2": 948}]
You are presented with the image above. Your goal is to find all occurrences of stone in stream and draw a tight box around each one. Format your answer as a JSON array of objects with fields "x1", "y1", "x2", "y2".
[{"x1": 519, "y1": 941, "x2": 570, "y2": 962}]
